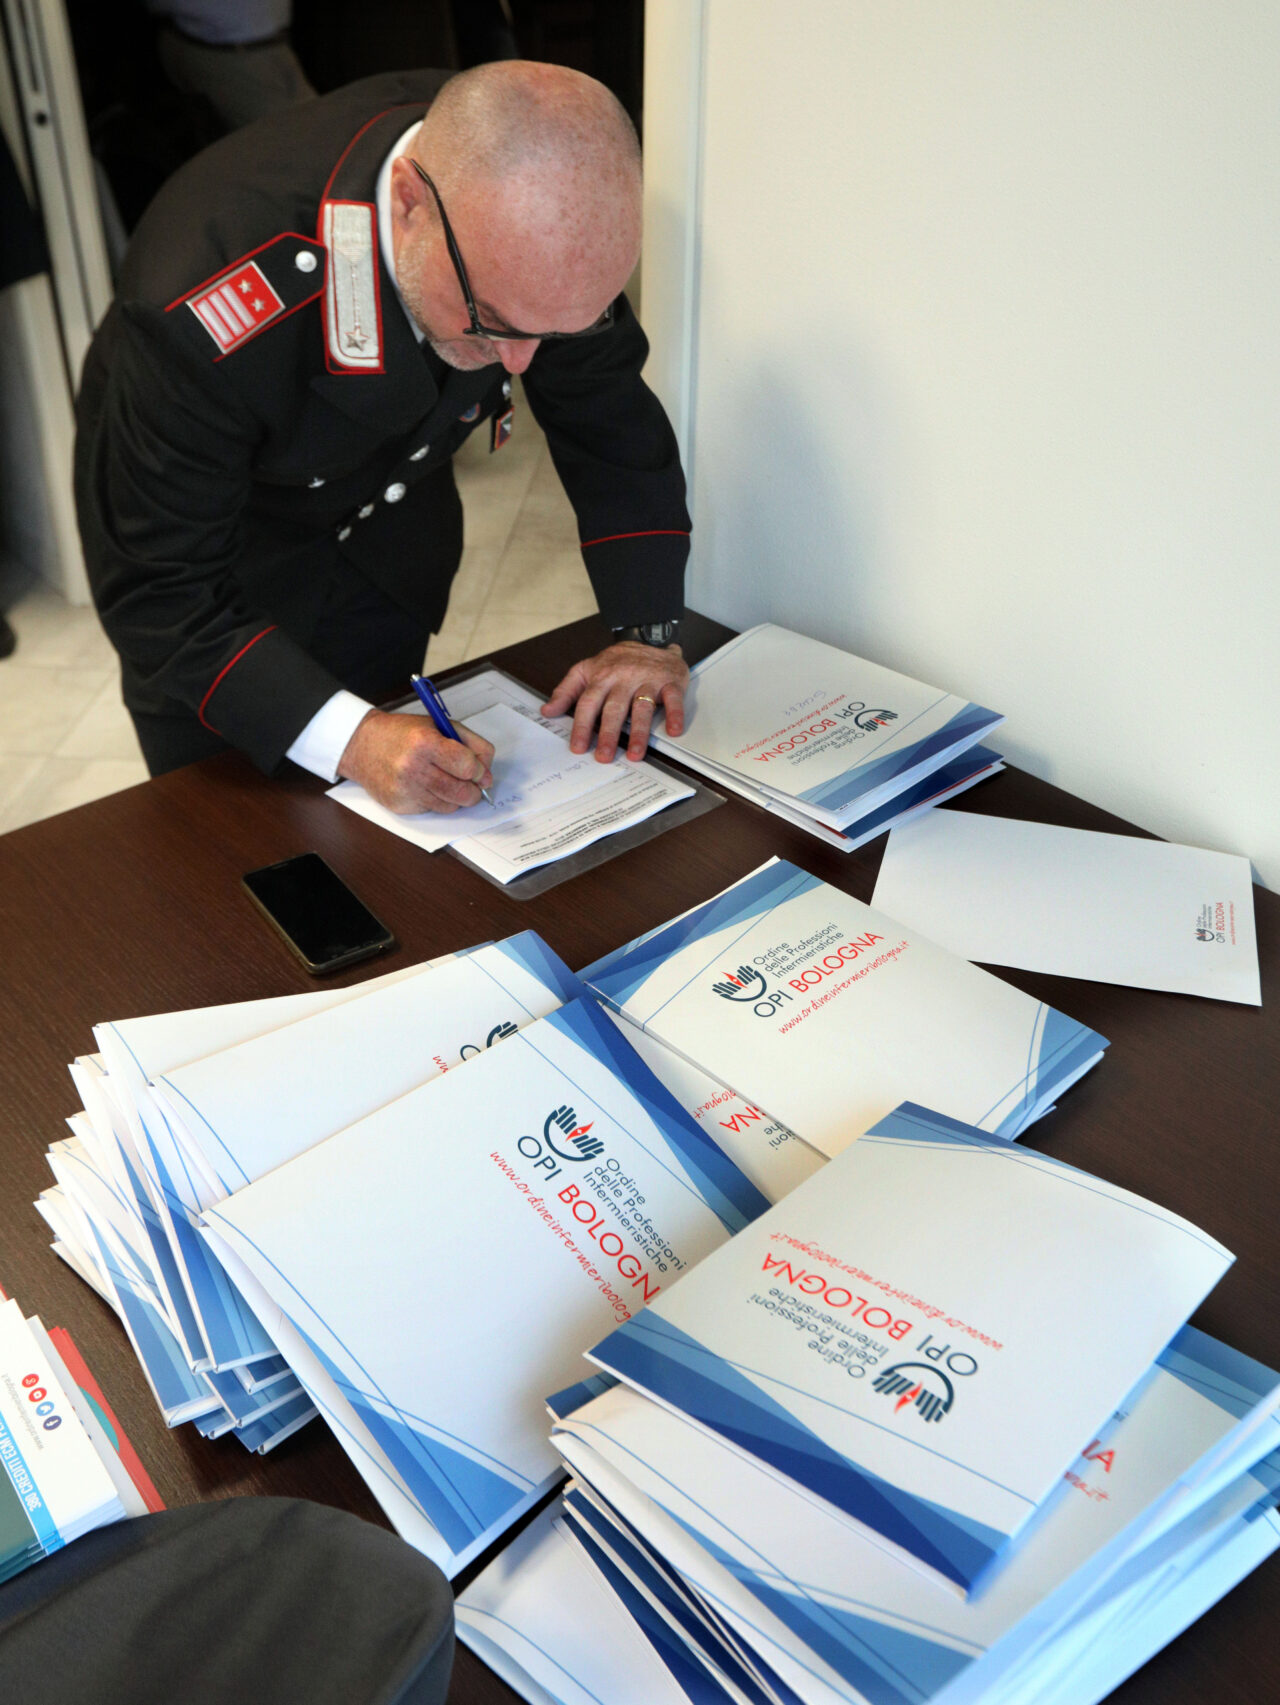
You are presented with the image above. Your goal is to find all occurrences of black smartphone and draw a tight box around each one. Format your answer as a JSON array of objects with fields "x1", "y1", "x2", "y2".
[{"x1": 241, "y1": 852, "x2": 395, "y2": 975}]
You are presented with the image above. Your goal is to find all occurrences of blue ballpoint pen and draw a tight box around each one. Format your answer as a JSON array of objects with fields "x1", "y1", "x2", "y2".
[{"x1": 410, "y1": 673, "x2": 496, "y2": 806}]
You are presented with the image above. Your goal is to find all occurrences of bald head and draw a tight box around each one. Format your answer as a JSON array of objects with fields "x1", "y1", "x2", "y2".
[
  {"x1": 391, "y1": 62, "x2": 642, "y2": 372},
  {"x1": 412, "y1": 61, "x2": 641, "y2": 304},
  {"x1": 418, "y1": 60, "x2": 641, "y2": 188}
]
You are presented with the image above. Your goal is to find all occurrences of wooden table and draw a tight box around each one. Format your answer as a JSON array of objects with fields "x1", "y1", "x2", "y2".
[{"x1": 0, "y1": 613, "x2": 1276, "y2": 1703}]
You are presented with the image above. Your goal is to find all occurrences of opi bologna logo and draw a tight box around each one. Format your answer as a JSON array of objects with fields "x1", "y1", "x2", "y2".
[
  {"x1": 879, "y1": 1343, "x2": 988, "y2": 1425},
  {"x1": 710, "y1": 965, "x2": 794, "y2": 1019},
  {"x1": 872, "y1": 1361, "x2": 962, "y2": 1425},
  {"x1": 712, "y1": 965, "x2": 767, "y2": 1002},
  {"x1": 458, "y1": 1019, "x2": 519, "y2": 1059},
  {"x1": 20, "y1": 1373, "x2": 63, "y2": 1431},
  {"x1": 542, "y1": 1104, "x2": 603, "y2": 1162},
  {"x1": 752, "y1": 700, "x2": 900, "y2": 763},
  {"x1": 512, "y1": 1105, "x2": 603, "y2": 1184},
  {"x1": 1195, "y1": 901, "x2": 1229, "y2": 944}
]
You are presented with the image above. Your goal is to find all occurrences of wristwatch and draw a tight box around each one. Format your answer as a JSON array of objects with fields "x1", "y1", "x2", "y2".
[{"x1": 611, "y1": 619, "x2": 682, "y2": 649}]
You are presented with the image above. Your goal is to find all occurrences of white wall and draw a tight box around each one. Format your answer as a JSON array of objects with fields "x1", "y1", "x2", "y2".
[{"x1": 642, "y1": 1, "x2": 1280, "y2": 886}]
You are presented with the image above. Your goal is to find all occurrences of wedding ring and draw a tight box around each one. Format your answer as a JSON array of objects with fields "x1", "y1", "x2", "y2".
[{"x1": 634, "y1": 694, "x2": 656, "y2": 706}]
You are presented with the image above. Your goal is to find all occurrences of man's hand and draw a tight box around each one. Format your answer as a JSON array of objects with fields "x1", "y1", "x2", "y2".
[
  {"x1": 337, "y1": 707, "x2": 494, "y2": 814},
  {"x1": 541, "y1": 641, "x2": 689, "y2": 762}
]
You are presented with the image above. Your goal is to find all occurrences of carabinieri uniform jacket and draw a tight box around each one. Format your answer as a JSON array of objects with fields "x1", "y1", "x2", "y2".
[{"x1": 74, "y1": 71, "x2": 691, "y2": 772}]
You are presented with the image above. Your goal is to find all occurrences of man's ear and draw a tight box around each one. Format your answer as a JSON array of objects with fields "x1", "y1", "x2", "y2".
[{"x1": 390, "y1": 157, "x2": 422, "y2": 234}]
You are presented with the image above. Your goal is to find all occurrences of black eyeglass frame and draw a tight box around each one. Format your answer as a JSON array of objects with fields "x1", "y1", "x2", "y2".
[{"x1": 407, "y1": 158, "x2": 616, "y2": 343}]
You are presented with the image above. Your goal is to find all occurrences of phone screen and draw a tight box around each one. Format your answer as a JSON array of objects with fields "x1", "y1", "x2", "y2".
[{"x1": 242, "y1": 853, "x2": 396, "y2": 974}]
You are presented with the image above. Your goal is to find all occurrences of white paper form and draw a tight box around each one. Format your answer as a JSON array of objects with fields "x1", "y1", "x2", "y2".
[
  {"x1": 328, "y1": 688, "x2": 691, "y2": 872},
  {"x1": 460, "y1": 765, "x2": 695, "y2": 885},
  {"x1": 872, "y1": 812, "x2": 1261, "y2": 1005},
  {"x1": 438, "y1": 665, "x2": 555, "y2": 726},
  {"x1": 327, "y1": 702, "x2": 621, "y2": 852}
]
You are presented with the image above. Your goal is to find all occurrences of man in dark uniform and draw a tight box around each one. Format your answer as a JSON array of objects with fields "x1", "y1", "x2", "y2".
[{"x1": 74, "y1": 60, "x2": 690, "y2": 814}]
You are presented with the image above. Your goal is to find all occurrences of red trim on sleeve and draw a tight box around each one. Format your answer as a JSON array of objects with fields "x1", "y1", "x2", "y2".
[
  {"x1": 580, "y1": 529, "x2": 690, "y2": 549},
  {"x1": 198, "y1": 626, "x2": 278, "y2": 732}
]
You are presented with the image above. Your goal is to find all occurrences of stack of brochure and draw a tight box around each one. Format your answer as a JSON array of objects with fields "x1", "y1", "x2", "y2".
[
  {"x1": 456, "y1": 1104, "x2": 1280, "y2": 1705},
  {"x1": 35, "y1": 930, "x2": 772, "y2": 1576},
  {"x1": 649, "y1": 625, "x2": 1005, "y2": 851},
  {"x1": 35, "y1": 932, "x2": 590, "y2": 1455},
  {"x1": 582, "y1": 858, "x2": 1109, "y2": 1154},
  {"x1": 1, "y1": 1290, "x2": 161, "y2": 1584},
  {"x1": 198, "y1": 994, "x2": 769, "y2": 1575}
]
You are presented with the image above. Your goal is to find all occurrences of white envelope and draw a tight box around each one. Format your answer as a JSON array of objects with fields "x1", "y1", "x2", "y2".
[{"x1": 872, "y1": 812, "x2": 1261, "y2": 1004}]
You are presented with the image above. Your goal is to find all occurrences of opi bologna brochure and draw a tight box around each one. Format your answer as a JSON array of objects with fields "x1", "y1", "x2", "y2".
[
  {"x1": 582, "y1": 858, "x2": 1108, "y2": 1155},
  {"x1": 650, "y1": 624, "x2": 1004, "y2": 832},
  {"x1": 201, "y1": 997, "x2": 768, "y2": 1576},
  {"x1": 585, "y1": 1104, "x2": 1234, "y2": 1596},
  {"x1": 541, "y1": 1328, "x2": 1280, "y2": 1705}
]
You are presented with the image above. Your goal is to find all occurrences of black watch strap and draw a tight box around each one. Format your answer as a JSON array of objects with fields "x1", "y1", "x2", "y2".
[{"x1": 612, "y1": 620, "x2": 682, "y2": 649}]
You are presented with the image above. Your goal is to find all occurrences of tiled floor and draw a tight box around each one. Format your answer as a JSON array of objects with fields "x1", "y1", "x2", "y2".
[{"x1": 0, "y1": 393, "x2": 593, "y2": 835}]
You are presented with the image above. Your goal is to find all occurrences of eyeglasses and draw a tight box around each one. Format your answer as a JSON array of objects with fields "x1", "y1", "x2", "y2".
[{"x1": 407, "y1": 158, "x2": 616, "y2": 343}]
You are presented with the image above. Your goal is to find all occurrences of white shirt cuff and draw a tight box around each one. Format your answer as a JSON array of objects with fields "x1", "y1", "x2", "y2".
[{"x1": 286, "y1": 689, "x2": 374, "y2": 783}]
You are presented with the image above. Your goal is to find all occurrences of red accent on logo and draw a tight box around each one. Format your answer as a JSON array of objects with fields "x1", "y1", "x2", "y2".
[
  {"x1": 895, "y1": 1382, "x2": 921, "y2": 1414},
  {"x1": 568, "y1": 1123, "x2": 594, "y2": 1142},
  {"x1": 188, "y1": 261, "x2": 285, "y2": 354}
]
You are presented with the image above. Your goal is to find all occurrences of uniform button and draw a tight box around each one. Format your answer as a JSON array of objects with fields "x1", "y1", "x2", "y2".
[
  {"x1": 384, "y1": 482, "x2": 406, "y2": 503},
  {"x1": 295, "y1": 250, "x2": 318, "y2": 273},
  {"x1": 409, "y1": 445, "x2": 429, "y2": 461},
  {"x1": 308, "y1": 475, "x2": 325, "y2": 488},
  {"x1": 357, "y1": 503, "x2": 375, "y2": 519},
  {"x1": 337, "y1": 525, "x2": 352, "y2": 541}
]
